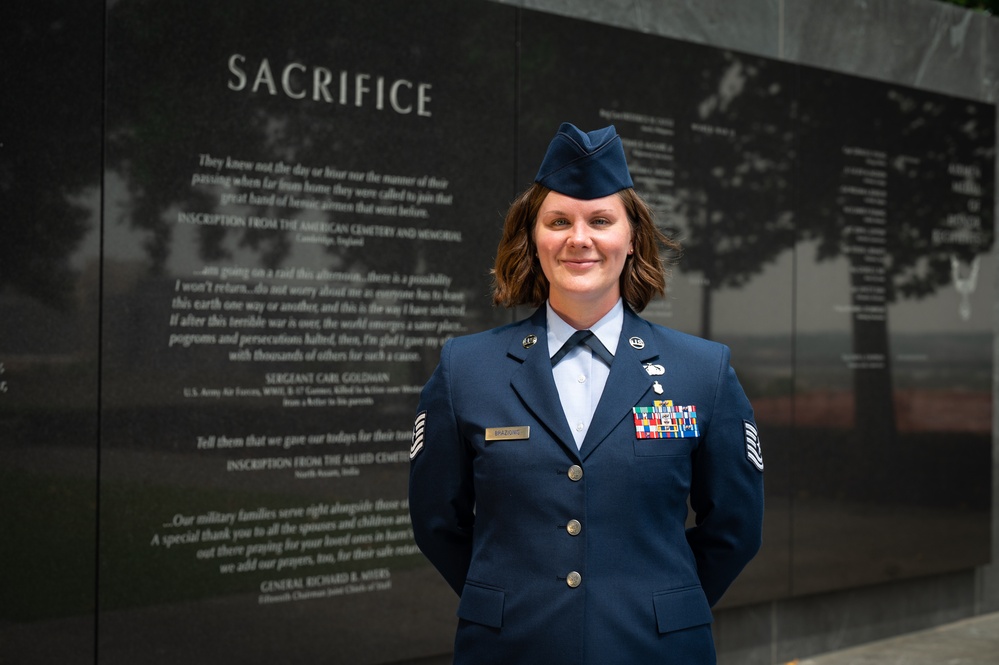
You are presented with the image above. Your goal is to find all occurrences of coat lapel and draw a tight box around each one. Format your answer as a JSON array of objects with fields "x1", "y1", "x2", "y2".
[
  {"x1": 508, "y1": 308, "x2": 579, "y2": 459},
  {"x1": 578, "y1": 308, "x2": 661, "y2": 461}
]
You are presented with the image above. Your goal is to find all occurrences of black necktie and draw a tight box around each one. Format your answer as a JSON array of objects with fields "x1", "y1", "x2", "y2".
[{"x1": 551, "y1": 329, "x2": 614, "y2": 368}]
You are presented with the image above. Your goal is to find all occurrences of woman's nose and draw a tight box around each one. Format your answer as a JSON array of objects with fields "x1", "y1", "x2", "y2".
[{"x1": 568, "y1": 221, "x2": 590, "y2": 247}]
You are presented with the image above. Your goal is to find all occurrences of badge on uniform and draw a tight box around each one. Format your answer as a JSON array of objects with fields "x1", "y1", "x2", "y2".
[
  {"x1": 745, "y1": 420, "x2": 764, "y2": 471},
  {"x1": 633, "y1": 400, "x2": 699, "y2": 439},
  {"x1": 485, "y1": 426, "x2": 530, "y2": 442},
  {"x1": 411, "y1": 411, "x2": 427, "y2": 459}
]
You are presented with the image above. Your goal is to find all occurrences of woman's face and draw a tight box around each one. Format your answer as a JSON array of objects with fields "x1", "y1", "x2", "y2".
[{"x1": 533, "y1": 190, "x2": 633, "y2": 315}]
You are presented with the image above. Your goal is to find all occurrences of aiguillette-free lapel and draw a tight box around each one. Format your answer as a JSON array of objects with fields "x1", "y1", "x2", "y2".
[
  {"x1": 508, "y1": 311, "x2": 578, "y2": 458},
  {"x1": 578, "y1": 311, "x2": 660, "y2": 461}
]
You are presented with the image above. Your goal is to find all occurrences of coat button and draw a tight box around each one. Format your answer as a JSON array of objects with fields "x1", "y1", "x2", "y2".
[
  {"x1": 566, "y1": 571, "x2": 582, "y2": 588},
  {"x1": 567, "y1": 465, "x2": 583, "y2": 481},
  {"x1": 566, "y1": 519, "x2": 581, "y2": 536}
]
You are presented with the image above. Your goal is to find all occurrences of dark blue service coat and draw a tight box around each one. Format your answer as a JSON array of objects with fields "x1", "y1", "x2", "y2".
[{"x1": 409, "y1": 306, "x2": 764, "y2": 664}]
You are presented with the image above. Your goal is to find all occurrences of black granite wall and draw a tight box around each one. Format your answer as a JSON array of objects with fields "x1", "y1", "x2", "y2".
[{"x1": 2, "y1": 1, "x2": 996, "y2": 663}]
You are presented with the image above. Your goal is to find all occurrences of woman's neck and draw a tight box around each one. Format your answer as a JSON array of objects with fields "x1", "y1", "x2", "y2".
[{"x1": 549, "y1": 296, "x2": 619, "y2": 330}]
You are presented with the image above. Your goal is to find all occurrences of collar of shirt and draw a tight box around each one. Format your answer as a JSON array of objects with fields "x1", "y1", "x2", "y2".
[{"x1": 545, "y1": 299, "x2": 624, "y2": 358}]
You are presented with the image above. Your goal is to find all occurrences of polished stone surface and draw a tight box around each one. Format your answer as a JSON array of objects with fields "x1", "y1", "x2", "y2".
[
  {"x1": 385, "y1": 608, "x2": 999, "y2": 665},
  {"x1": 770, "y1": 571, "x2": 979, "y2": 663},
  {"x1": 0, "y1": 2, "x2": 103, "y2": 663},
  {"x1": 797, "y1": 612, "x2": 999, "y2": 665},
  {"x1": 785, "y1": 0, "x2": 990, "y2": 100},
  {"x1": 987, "y1": 17, "x2": 999, "y2": 103},
  {"x1": 492, "y1": 0, "x2": 997, "y2": 104},
  {"x1": 491, "y1": 0, "x2": 781, "y2": 57},
  {"x1": 94, "y1": 1, "x2": 517, "y2": 663},
  {"x1": 3, "y1": 1, "x2": 997, "y2": 665}
]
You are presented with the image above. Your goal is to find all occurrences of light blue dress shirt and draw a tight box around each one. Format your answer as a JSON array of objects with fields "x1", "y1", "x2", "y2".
[{"x1": 546, "y1": 299, "x2": 624, "y2": 449}]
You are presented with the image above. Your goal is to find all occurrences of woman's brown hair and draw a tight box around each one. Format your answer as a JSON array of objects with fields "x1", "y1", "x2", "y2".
[{"x1": 491, "y1": 183, "x2": 678, "y2": 312}]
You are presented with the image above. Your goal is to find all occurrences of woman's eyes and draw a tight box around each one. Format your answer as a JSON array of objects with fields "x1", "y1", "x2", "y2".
[{"x1": 549, "y1": 218, "x2": 611, "y2": 227}]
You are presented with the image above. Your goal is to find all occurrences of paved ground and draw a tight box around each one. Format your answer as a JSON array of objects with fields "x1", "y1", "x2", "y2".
[{"x1": 796, "y1": 612, "x2": 999, "y2": 665}]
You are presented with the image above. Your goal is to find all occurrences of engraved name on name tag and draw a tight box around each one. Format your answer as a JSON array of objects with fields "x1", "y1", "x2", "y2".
[{"x1": 485, "y1": 426, "x2": 531, "y2": 441}]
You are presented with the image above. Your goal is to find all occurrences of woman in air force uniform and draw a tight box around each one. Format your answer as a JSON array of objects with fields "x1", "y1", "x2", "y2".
[{"x1": 409, "y1": 122, "x2": 764, "y2": 665}]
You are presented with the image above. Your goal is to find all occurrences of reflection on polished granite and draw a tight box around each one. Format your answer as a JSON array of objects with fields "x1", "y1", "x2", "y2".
[
  {"x1": 310, "y1": 610, "x2": 999, "y2": 665},
  {"x1": 983, "y1": 12, "x2": 999, "y2": 103},
  {"x1": 785, "y1": 0, "x2": 988, "y2": 99},
  {"x1": 797, "y1": 612, "x2": 999, "y2": 665},
  {"x1": 489, "y1": 0, "x2": 781, "y2": 57},
  {"x1": 489, "y1": 0, "x2": 995, "y2": 102},
  {"x1": 2, "y1": 566, "x2": 458, "y2": 665}
]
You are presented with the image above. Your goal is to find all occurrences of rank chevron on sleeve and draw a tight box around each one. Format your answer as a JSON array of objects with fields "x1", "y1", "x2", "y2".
[
  {"x1": 411, "y1": 411, "x2": 427, "y2": 459},
  {"x1": 744, "y1": 420, "x2": 763, "y2": 471}
]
